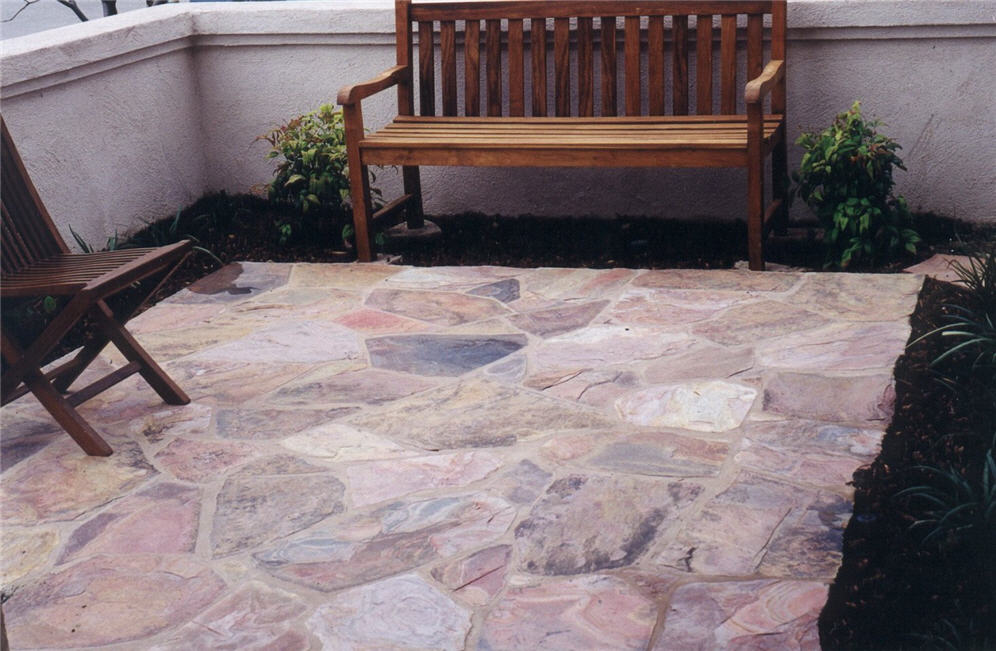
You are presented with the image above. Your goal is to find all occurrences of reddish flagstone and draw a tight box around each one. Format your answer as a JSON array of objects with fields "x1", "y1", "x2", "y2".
[
  {"x1": 633, "y1": 269, "x2": 801, "y2": 292},
  {"x1": 334, "y1": 307, "x2": 433, "y2": 333},
  {"x1": 1, "y1": 438, "x2": 155, "y2": 525},
  {"x1": 58, "y1": 482, "x2": 200, "y2": 564},
  {"x1": 509, "y1": 300, "x2": 609, "y2": 337},
  {"x1": 763, "y1": 372, "x2": 895, "y2": 422},
  {"x1": 4, "y1": 555, "x2": 226, "y2": 648},
  {"x1": 153, "y1": 438, "x2": 257, "y2": 482},
  {"x1": 152, "y1": 581, "x2": 309, "y2": 650},
  {"x1": 366, "y1": 288, "x2": 509, "y2": 325},
  {"x1": 692, "y1": 300, "x2": 830, "y2": 346},
  {"x1": 432, "y1": 545, "x2": 512, "y2": 605},
  {"x1": 479, "y1": 575, "x2": 658, "y2": 650},
  {"x1": 346, "y1": 451, "x2": 503, "y2": 506},
  {"x1": 658, "y1": 579, "x2": 826, "y2": 649}
]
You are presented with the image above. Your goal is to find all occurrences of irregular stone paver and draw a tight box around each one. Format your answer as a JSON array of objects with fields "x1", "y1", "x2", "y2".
[
  {"x1": 654, "y1": 472, "x2": 844, "y2": 577},
  {"x1": 515, "y1": 475, "x2": 703, "y2": 575},
  {"x1": 479, "y1": 575, "x2": 657, "y2": 650},
  {"x1": 152, "y1": 581, "x2": 309, "y2": 650},
  {"x1": 0, "y1": 263, "x2": 923, "y2": 648},
  {"x1": 645, "y1": 344, "x2": 755, "y2": 383},
  {"x1": 367, "y1": 334, "x2": 527, "y2": 376},
  {"x1": 167, "y1": 261, "x2": 290, "y2": 303},
  {"x1": 1, "y1": 438, "x2": 155, "y2": 524},
  {"x1": 306, "y1": 574, "x2": 472, "y2": 649},
  {"x1": 367, "y1": 288, "x2": 508, "y2": 325},
  {"x1": 692, "y1": 300, "x2": 830, "y2": 345},
  {"x1": 4, "y1": 555, "x2": 225, "y2": 648},
  {"x1": 432, "y1": 545, "x2": 512, "y2": 605},
  {"x1": 215, "y1": 406, "x2": 355, "y2": 440},
  {"x1": 903, "y1": 253, "x2": 973, "y2": 284},
  {"x1": 348, "y1": 379, "x2": 615, "y2": 449},
  {"x1": 658, "y1": 579, "x2": 826, "y2": 649},
  {"x1": 616, "y1": 381, "x2": 757, "y2": 432},
  {"x1": 256, "y1": 493, "x2": 515, "y2": 591},
  {"x1": 763, "y1": 372, "x2": 895, "y2": 422},
  {"x1": 269, "y1": 366, "x2": 440, "y2": 405},
  {"x1": 153, "y1": 438, "x2": 257, "y2": 482},
  {"x1": 589, "y1": 431, "x2": 728, "y2": 477},
  {"x1": 634, "y1": 269, "x2": 801, "y2": 292},
  {"x1": 791, "y1": 272, "x2": 922, "y2": 321},
  {"x1": 212, "y1": 461, "x2": 346, "y2": 556},
  {"x1": 508, "y1": 300, "x2": 608, "y2": 337},
  {"x1": 469, "y1": 277, "x2": 520, "y2": 302},
  {"x1": 58, "y1": 482, "x2": 200, "y2": 563},
  {"x1": 1, "y1": 527, "x2": 58, "y2": 587},
  {"x1": 346, "y1": 451, "x2": 503, "y2": 506}
]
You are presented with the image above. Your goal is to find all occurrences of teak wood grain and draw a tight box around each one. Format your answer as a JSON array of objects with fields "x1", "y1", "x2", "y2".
[
  {"x1": 337, "y1": 0, "x2": 789, "y2": 270},
  {"x1": 1, "y1": 116, "x2": 193, "y2": 456}
]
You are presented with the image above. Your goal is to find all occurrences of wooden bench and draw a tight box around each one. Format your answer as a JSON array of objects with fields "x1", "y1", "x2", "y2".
[{"x1": 338, "y1": 0, "x2": 787, "y2": 270}]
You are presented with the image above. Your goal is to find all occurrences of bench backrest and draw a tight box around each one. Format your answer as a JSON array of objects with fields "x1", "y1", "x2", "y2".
[
  {"x1": 396, "y1": 0, "x2": 786, "y2": 119},
  {"x1": 1, "y1": 117, "x2": 69, "y2": 276}
]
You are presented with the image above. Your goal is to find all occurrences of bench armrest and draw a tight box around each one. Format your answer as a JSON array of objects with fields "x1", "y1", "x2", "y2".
[
  {"x1": 745, "y1": 60, "x2": 785, "y2": 104},
  {"x1": 337, "y1": 65, "x2": 409, "y2": 106}
]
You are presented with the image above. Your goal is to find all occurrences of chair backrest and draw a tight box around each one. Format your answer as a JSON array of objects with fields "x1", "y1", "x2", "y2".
[
  {"x1": 398, "y1": 0, "x2": 786, "y2": 119},
  {"x1": 1, "y1": 117, "x2": 69, "y2": 275}
]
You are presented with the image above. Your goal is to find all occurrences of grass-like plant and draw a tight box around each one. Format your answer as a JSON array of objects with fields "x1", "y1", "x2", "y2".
[{"x1": 794, "y1": 101, "x2": 920, "y2": 269}]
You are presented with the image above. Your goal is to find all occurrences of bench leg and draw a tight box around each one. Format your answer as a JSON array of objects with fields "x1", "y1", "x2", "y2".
[
  {"x1": 403, "y1": 166, "x2": 425, "y2": 229},
  {"x1": 747, "y1": 157, "x2": 765, "y2": 271}
]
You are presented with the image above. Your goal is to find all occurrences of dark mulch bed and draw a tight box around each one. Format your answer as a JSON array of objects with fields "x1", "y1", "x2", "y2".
[{"x1": 820, "y1": 276, "x2": 995, "y2": 650}]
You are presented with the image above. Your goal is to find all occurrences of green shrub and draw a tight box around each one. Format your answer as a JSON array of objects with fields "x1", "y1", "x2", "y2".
[
  {"x1": 794, "y1": 101, "x2": 920, "y2": 269},
  {"x1": 260, "y1": 104, "x2": 370, "y2": 247}
]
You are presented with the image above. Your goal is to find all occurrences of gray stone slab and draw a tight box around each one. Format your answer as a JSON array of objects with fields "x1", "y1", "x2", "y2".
[{"x1": 367, "y1": 334, "x2": 527, "y2": 376}]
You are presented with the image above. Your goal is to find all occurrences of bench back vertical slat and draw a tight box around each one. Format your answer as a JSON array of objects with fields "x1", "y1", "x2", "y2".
[
  {"x1": 771, "y1": 0, "x2": 787, "y2": 114},
  {"x1": 671, "y1": 15, "x2": 689, "y2": 115},
  {"x1": 530, "y1": 19, "x2": 548, "y2": 116},
  {"x1": 554, "y1": 18, "x2": 572, "y2": 117},
  {"x1": 508, "y1": 19, "x2": 526, "y2": 116},
  {"x1": 1, "y1": 118, "x2": 69, "y2": 276},
  {"x1": 486, "y1": 19, "x2": 502, "y2": 116},
  {"x1": 600, "y1": 17, "x2": 618, "y2": 116},
  {"x1": 747, "y1": 13, "x2": 763, "y2": 82},
  {"x1": 440, "y1": 20, "x2": 458, "y2": 115},
  {"x1": 696, "y1": 15, "x2": 714, "y2": 115},
  {"x1": 720, "y1": 14, "x2": 737, "y2": 114},
  {"x1": 396, "y1": 0, "x2": 415, "y2": 115},
  {"x1": 465, "y1": 20, "x2": 481, "y2": 116},
  {"x1": 418, "y1": 21, "x2": 435, "y2": 115},
  {"x1": 403, "y1": 1, "x2": 782, "y2": 120},
  {"x1": 647, "y1": 16, "x2": 666, "y2": 115},
  {"x1": 577, "y1": 17, "x2": 595, "y2": 116},
  {"x1": 623, "y1": 16, "x2": 641, "y2": 116}
]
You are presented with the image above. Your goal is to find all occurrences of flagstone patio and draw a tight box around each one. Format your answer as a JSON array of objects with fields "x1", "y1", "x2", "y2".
[{"x1": 1, "y1": 262, "x2": 925, "y2": 649}]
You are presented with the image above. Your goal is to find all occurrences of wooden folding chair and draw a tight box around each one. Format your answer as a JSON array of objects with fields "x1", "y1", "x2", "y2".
[{"x1": 1, "y1": 116, "x2": 193, "y2": 456}]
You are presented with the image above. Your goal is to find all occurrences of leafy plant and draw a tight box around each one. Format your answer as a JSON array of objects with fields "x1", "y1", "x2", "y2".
[
  {"x1": 794, "y1": 101, "x2": 920, "y2": 269},
  {"x1": 259, "y1": 104, "x2": 375, "y2": 248},
  {"x1": 69, "y1": 225, "x2": 119, "y2": 253},
  {"x1": 126, "y1": 209, "x2": 224, "y2": 267}
]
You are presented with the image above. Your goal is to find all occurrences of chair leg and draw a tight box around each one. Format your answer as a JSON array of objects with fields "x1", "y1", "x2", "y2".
[
  {"x1": 402, "y1": 166, "x2": 425, "y2": 230},
  {"x1": 93, "y1": 301, "x2": 189, "y2": 405},
  {"x1": 22, "y1": 364, "x2": 113, "y2": 456},
  {"x1": 342, "y1": 102, "x2": 375, "y2": 262}
]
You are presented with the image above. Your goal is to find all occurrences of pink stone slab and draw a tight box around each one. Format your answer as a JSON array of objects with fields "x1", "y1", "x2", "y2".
[
  {"x1": 903, "y1": 254, "x2": 973, "y2": 284},
  {"x1": 346, "y1": 451, "x2": 503, "y2": 506},
  {"x1": 1, "y1": 438, "x2": 155, "y2": 525},
  {"x1": 334, "y1": 307, "x2": 434, "y2": 333},
  {"x1": 763, "y1": 372, "x2": 895, "y2": 423},
  {"x1": 658, "y1": 579, "x2": 826, "y2": 649},
  {"x1": 153, "y1": 438, "x2": 258, "y2": 482},
  {"x1": 756, "y1": 321, "x2": 911, "y2": 371},
  {"x1": 152, "y1": 581, "x2": 309, "y2": 651},
  {"x1": 5, "y1": 555, "x2": 225, "y2": 648},
  {"x1": 432, "y1": 545, "x2": 512, "y2": 605},
  {"x1": 479, "y1": 575, "x2": 658, "y2": 650},
  {"x1": 366, "y1": 288, "x2": 509, "y2": 326},
  {"x1": 634, "y1": 269, "x2": 801, "y2": 292},
  {"x1": 58, "y1": 482, "x2": 200, "y2": 563},
  {"x1": 791, "y1": 273, "x2": 922, "y2": 321},
  {"x1": 616, "y1": 381, "x2": 757, "y2": 432}
]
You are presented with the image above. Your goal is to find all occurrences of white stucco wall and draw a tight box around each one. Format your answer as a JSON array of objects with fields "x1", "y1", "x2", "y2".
[{"x1": 1, "y1": 0, "x2": 993, "y2": 248}]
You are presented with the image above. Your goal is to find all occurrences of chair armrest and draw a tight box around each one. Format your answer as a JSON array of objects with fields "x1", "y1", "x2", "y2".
[
  {"x1": 745, "y1": 60, "x2": 785, "y2": 104},
  {"x1": 337, "y1": 65, "x2": 409, "y2": 106}
]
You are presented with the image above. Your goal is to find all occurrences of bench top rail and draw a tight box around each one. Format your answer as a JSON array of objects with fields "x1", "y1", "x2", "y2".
[{"x1": 397, "y1": 0, "x2": 786, "y2": 120}]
